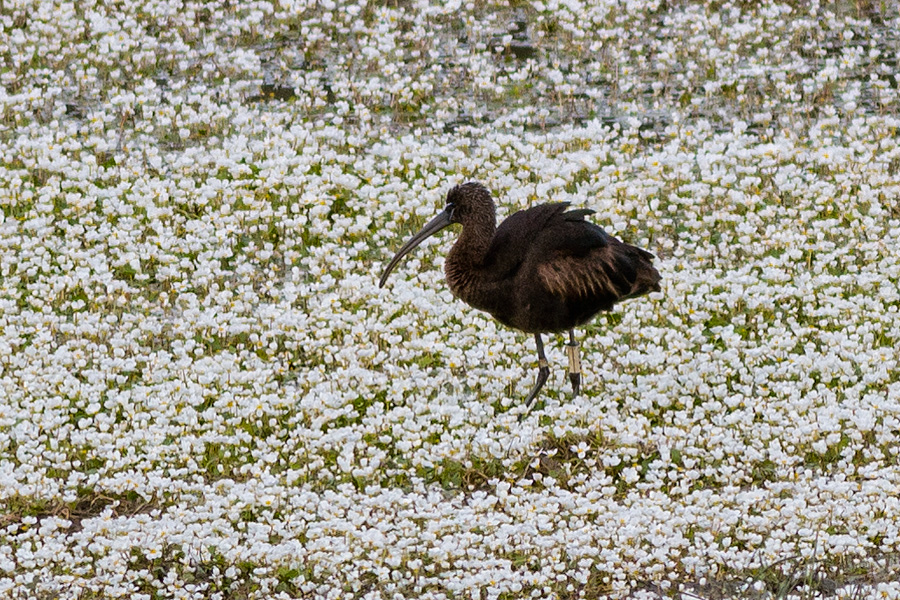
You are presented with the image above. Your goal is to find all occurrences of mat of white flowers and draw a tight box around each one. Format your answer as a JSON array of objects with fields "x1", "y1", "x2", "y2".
[{"x1": 2, "y1": 1, "x2": 900, "y2": 598}]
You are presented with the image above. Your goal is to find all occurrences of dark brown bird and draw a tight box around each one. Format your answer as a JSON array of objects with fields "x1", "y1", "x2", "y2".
[{"x1": 379, "y1": 182, "x2": 661, "y2": 418}]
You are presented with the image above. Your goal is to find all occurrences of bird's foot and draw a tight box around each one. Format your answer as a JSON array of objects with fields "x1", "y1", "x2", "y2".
[
  {"x1": 519, "y1": 359, "x2": 550, "y2": 422},
  {"x1": 566, "y1": 341, "x2": 581, "y2": 396},
  {"x1": 569, "y1": 371, "x2": 581, "y2": 397}
]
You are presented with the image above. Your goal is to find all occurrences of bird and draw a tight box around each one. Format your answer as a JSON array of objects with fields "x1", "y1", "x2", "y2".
[{"x1": 379, "y1": 181, "x2": 661, "y2": 418}]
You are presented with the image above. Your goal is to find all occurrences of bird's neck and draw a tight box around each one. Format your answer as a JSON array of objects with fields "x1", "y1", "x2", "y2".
[
  {"x1": 445, "y1": 217, "x2": 496, "y2": 306},
  {"x1": 448, "y1": 217, "x2": 494, "y2": 269}
]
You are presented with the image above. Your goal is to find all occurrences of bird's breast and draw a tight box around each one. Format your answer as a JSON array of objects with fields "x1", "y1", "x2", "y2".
[
  {"x1": 444, "y1": 260, "x2": 508, "y2": 315},
  {"x1": 445, "y1": 261, "x2": 480, "y2": 302}
]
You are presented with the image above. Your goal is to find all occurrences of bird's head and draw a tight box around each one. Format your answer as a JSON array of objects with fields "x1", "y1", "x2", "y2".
[
  {"x1": 444, "y1": 181, "x2": 496, "y2": 225},
  {"x1": 378, "y1": 181, "x2": 495, "y2": 288}
]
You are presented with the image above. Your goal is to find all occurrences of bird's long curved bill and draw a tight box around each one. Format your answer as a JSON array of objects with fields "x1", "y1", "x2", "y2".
[{"x1": 378, "y1": 208, "x2": 453, "y2": 288}]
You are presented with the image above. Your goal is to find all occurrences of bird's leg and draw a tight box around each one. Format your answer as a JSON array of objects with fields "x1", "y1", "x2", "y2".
[
  {"x1": 520, "y1": 333, "x2": 550, "y2": 421},
  {"x1": 566, "y1": 329, "x2": 581, "y2": 396}
]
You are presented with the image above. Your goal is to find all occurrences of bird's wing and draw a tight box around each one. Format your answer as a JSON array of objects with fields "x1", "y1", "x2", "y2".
[
  {"x1": 533, "y1": 212, "x2": 657, "y2": 300},
  {"x1": 520, "y1": 204, "x2": 611, "y2": 257},
  {"x1": 482, "y1": 203, "x2": 576, "y2": 277}
]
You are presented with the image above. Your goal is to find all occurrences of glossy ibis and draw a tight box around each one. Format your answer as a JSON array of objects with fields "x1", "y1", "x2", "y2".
[{"x1": 379, "y1": 182, "x2": 661, "y2": 418}]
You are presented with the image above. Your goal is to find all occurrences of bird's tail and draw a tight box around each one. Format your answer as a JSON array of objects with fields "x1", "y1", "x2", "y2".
[{"x1": 621, "y1": 247, "x2": 662, "y2": 299}]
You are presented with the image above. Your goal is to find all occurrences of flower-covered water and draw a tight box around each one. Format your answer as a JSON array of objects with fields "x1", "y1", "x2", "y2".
[{"x1": 2, "y1": 0, "x2": 900, "y2": 598}]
